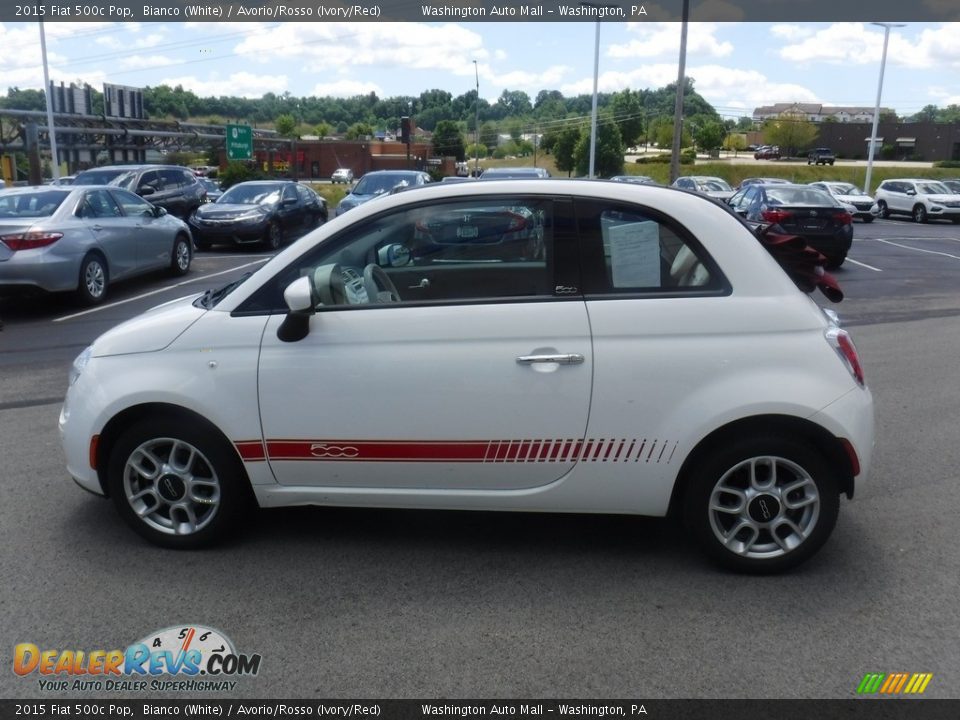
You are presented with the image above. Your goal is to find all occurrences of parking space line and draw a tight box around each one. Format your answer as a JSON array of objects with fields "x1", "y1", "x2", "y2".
[
  {"x1": 53, "y1": 259, "x2": 270, "y2": 323},
  {"x1": 845, "y1": 258, "x2": 883, "y2": 272},
  {"x1": 874, "y1": 238, "x2": 960, "y2": 261}
]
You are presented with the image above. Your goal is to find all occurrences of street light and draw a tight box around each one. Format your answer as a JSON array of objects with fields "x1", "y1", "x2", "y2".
[
  {"x1": 39, "y1": 19, "x2": 61, "y2": 180},
  {"x1": 864, "y1": 22, "x2": 906, "y2": 195},
  {"x1": 473, "y1": 60, "x2": 480, "y2": 177},
  {"x1": 580, "y1": 3, "x2": 614, "y2": 178},
  {"x1": 669, "y1": 0, "x2": 690, "y2": 185}
]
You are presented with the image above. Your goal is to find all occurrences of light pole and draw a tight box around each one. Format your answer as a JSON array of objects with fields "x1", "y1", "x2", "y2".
[
  {"x1": 669, "y1": 0, "x2": 690, "y2": 184},
  {"x1": 864, "y1": 22, "x2": 905, "y2": 195},
  {"x1": 473, "y1": 60, "x2": 480, "y2": 177},
  {"x1": 580, "y1": 3, "x2": 614, "y2": 178},
  {"x1": 39, "y1": 19, "x2": 61, "y2": 180}
]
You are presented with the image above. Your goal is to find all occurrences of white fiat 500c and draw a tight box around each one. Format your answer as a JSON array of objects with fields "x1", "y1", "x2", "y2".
[{"x1": 60, "y1": 180, "x2": 874, "y2": 573}]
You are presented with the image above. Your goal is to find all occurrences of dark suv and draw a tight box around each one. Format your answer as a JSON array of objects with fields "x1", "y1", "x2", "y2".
[
  {"x1": 807, "y1": 148, "x2": 836, "y2": 166},
  {"x1": 73, "y1": 165, "x2": 207, "y2": 219}
]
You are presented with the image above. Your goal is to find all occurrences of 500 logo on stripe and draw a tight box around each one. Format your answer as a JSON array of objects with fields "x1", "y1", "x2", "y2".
[{"x1": 310, "y1": 444, "x2": 359, "y2": 458}]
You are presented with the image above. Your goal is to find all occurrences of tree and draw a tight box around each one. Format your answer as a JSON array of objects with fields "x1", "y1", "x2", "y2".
[
  {"x1": 574, "y1": 117, "x2": 624, "y2": 178},
  {"x1": 692, "y1": 118, "x2": 727, "y2": 154},
  {"x1": 762, "y1": 112, "x2": 818, "y2": 156},
  {"x1": 609, "y1": 89, "x2": 645, "y2": 148},
  {"x1": 274, "y1": 113, "x2": 297, "y2": 137},
  {"x1": 432, "y1": 120, "x2": 466, "y2": 161},
  {"x1": 314, "y1": 121, "x2": 332, "y2": 138},
  {"x1": 722, "y1": 133, "x2": 747, "y2": 156},
  {"x1": 465, "y1": 143, "x2": 487, "y2": 160},
  {"x1": 344, "y1": 122, "x2": 374, "y2": 140},
  {"x1": 552, "y1": 126, "x2": 582, "y2": 176},
  {"x1": 479, "y1": 121, "x2": 499, "y2": 152},
  {"x1": 648, "y1": 117, "x2": 691, "y2": 149}
]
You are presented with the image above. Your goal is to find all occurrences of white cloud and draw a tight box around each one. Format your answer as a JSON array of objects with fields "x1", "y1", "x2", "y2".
[
  {"x1": 159, "y1": 72, "x2": 288, "y2": 98},
  {"x1": 608, "y1": 23, "x2": 733, "y2": 60},
  {"x1": 120, "y1": 55, "x2": 177, "y2": 70},
  {"x1": 770, "y1": 25, "x2": 813, "y2": 41},
  {"x1": 310, "y1": 80, "x2": 384, "y2": 98}
]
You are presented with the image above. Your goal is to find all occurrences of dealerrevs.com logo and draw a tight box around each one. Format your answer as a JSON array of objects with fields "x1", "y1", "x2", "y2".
[{"x1": 14, "y1": 625, "x2": 262, "y2": 692}]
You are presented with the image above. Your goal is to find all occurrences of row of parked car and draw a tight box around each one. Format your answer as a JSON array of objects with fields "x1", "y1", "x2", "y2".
[
  {"x1": 664, "y1": 174, "x2": 960, "y2": 268},
  {"x1": 0, "y1": 164, "x2": 331, "y2": 306}
]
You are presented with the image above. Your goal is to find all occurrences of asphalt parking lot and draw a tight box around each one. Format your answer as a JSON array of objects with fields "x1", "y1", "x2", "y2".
[{"x1": 1, "y1": 217, "x2": 959, "y2": 699}]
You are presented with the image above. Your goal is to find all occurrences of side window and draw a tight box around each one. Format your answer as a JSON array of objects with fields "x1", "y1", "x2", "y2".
[
  {"x1": 80, "y1": 189, "x2": 122, "y2": 218},
  {"x1": 111, "y1": 188, "x2": 154, "y2": 217},
  {"x1": 138, "y1": 170, "x2": 162, "y2": 192},
  {"x1": 576, "y1": 200, "x2": 723, "y2": 293},
  {"x1": 296, "y1": 185, "x2": 316, "y2": 205},
  {"x1": 159, "y1": 169, "x2": 183, "y2": 189},
  {"x1": 282, "y1": 184, "x2": 299, "y2": 203},
  {"x1": 241, "y1": 197, "x2": 556, "y2": 313}
]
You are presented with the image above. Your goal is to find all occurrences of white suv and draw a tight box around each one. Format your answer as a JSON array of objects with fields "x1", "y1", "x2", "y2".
[
  {"x1": 874, "y1": 178, "x2": 960, "y2": 223},
  {"x1": 60, "y1": 181, "x2": 874, "y2": 573}
]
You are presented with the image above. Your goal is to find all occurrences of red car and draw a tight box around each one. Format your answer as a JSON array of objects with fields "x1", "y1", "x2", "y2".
[{"x1": 754, "y1": 145, "x2": 781, "y2": 160}]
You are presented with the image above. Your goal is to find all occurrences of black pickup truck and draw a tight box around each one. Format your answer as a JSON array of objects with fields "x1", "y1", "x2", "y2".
[{"x1": 807, "y1": 148, "x2": 836, "y2": 165}]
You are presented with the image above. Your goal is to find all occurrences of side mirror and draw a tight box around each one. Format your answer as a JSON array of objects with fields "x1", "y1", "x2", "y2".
[
  {"x1": 377, "y1": 243, "x2": 411, "y2": 268},
  {"x1": 139, "y1": 186, "x2": 156, "y2": 196},
  {"x1": 906, "y1": 189, "x2": 917, "y2": 196},
  {"x1": 154, "y1": 206, "x2": 167, "y2": 217},
  {"x1": 277, "y1": 276, "x2": 315, "y2": 342}
]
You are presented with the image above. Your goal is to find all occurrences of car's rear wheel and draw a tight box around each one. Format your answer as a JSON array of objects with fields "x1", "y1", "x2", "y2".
[
  {"x1": 170, "y1": 234, "x2": 192, "y2": 276},
  {"x1": 107, "y1": 416, "x2": 251, "y2": 549},
  {"x1": 862, "y1": 216, "x2": 874, "y2": 223},
  {"x1": 913, "y1": 205, "x2": 928, "y2": 223},
  {"x1": 684, "y1": 436, "x2": 840, "y2": 573},
  {"x1": 76, "y1": 253, "x2": 108, "y2": 305},
  {"x1": 877, "y1": 200, "x2": 889, "y2": 218}
]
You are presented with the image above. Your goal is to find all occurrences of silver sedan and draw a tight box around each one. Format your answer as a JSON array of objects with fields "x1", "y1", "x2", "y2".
[{"x1": 0, "y1": 185, "x2": 193, "y2": 304}]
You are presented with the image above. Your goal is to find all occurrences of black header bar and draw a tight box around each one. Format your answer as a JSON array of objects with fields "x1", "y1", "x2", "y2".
[{"x1": 3, "y1": 1, "x2": 957, "y2": 23}]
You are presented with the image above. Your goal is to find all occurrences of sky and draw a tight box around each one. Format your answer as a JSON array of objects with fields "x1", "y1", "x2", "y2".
[{"x1": 1, "y1": 21, "x2": 959, "y2": 120}]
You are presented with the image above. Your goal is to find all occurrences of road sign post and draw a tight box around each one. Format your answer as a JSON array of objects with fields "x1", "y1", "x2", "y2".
[{"x1": 226, "y1": 124, "x2": 253, "y2": 161}]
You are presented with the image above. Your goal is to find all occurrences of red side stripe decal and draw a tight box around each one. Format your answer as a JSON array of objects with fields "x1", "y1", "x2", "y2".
[{"x1": 232, "y1": 439, "x2": 679, "y2": 464}]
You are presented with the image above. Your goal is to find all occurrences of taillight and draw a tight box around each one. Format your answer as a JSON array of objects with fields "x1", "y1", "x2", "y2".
[
  {"x1": 826, "y1": 327, "x2": 865, "y2": 386},
  {"x1": 1, "y1": 232, "x2": 63, "y2": 251},
  {"x1": 833, "y1": 211, "x2": 854, "y2": 225},
  {"x1": 761, "y1": 209, "x2": 793, "y2": 224},
  {"x1": 505, "y1": 211, "x2": 528, "y2": 231}
]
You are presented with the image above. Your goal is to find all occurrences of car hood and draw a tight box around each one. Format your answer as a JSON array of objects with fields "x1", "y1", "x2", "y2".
[
  {"x1": 91, "y1": 294, "x2": 206, "y2": 357},
  {"x1": 194, "y1": 203, "x2": 270, "y2": 219},
  {"x1": 836, "y1": 194, "x2": 876, "y2": 204},
  {"x1": 925, "y1": 194, "x2": 960, "y2": 203}
]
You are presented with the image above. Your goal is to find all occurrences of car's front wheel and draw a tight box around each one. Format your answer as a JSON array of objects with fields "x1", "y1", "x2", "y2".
[
  {"x1": 265, "y1": 220, "x2": 283, "y2": 250},
  {"x1": 107, "y1": 416, "x2": 252, "y2": 548},
  {"x1": 877, "y1": 200, "x2": 889, "y2": 218},
  {"x1": 684, "y1": 436, "x2": 840, "y2": 573},
  {"x1": 913, "y1": 204, "x2": 928, "y2": 223},
  {"x1": 862, "y1": 216, "x2": 874, "y2": 223}
]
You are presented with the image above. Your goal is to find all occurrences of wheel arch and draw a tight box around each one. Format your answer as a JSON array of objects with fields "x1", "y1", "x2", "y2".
[
  {"x1": 94, "y1": 402, "x2": 251, "y2": 498},
  {"x1": 666, "y1": 414, "x2": 856, "y2": 519}
]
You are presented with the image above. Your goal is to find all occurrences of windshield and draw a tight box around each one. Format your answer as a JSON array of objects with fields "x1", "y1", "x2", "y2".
[
  {"x1": 698, "y1": 179, "x2": 732, "y2": 192},
  {"x1": 0, "y1": 190, "x2": 70, "y2": 217},
  {"x1": 74, "y1": 168, "x2": 127, "y2": 186},
  {"x1": 828, "y1": 183, "x2": 863, "y2": 196},
  {"x1": 218, "y1": 184, "x2": 282, "y2": 205},
  {"x1": 918, "y1": 182, "x2": 950, "y2": 195},
  {"x1": 765, "y1": 187, "x2": 836, "y2": 206},
  {"x1": 353, "y1": 174, "x2": 417, "y2": 195}
]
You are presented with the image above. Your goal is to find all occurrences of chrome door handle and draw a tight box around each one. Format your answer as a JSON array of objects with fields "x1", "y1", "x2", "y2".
[
  {"x1": 91, "y1": 225, "x2": 103, "y2": 231},
  {"x1": 408, "y1": 278, "x2": 430, "y2": 289},
  {"x1": 516, "y1": 353, "x2": 584, "y2": 365}
]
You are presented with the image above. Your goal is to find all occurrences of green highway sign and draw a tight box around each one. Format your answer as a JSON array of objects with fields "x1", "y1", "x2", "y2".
[{"x1": 226, "y1": 124, "x2": 253, "y2": 161}]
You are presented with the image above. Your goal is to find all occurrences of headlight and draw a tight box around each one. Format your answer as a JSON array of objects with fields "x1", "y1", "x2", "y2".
[
  {"x1": 69, "y1": 346, "x2": 93, "y2": 386},
  {"x1": 236, "y1": 209, "x2": 268, "y2": 222}
]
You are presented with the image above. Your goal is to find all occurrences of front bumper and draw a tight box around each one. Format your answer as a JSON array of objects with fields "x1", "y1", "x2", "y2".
[{"x1": 188, "y1": 218, "x2": 269, "y2": 245}]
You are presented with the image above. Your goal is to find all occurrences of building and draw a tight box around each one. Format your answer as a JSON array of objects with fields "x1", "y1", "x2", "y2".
[{"x1": 753, "y1": 103, "x2": 894, "y2": 124}]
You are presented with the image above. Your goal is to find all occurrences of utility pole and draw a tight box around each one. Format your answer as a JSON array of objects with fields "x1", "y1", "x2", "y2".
[
  {"x1": 669, "y1": 0, "x2": 690, "y2": 184},
  {"x1": 473, "y1": 60, "x2": 480, "y2": 177},
  {"x1": 864, "y1": 22, "x2": 905, "y2": 195},
  {"x1": 39, "y1": 19, "x2": 61, "y2": 180}
]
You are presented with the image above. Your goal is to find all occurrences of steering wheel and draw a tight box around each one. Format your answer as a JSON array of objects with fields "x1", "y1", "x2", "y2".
[{"x1": 362, "y1": 264, "x2": 402, "y2": 304}]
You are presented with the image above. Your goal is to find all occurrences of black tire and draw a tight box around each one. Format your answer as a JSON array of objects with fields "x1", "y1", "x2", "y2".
[
  {"x1": 952, "y1": 218, "x2": 960, "y2": 224},
  {"x1": 683, "y1": 436, "x2": 840, "y2": 573},
  {"x1": 170, "y1": 234, "x2": 192, "y2": 276},
  {"x1": 194, "y1": 238, "x2": 211, "y2": 252},
  {"x1": 76, "y1": 253, "x2": 109, "y2": 305},
  {"x1": 824, "y1": 253, "x2": 846, "y2": 269},
  {"x1": 877, "y1": 200, "x2": 889, "y2": 219},
  {"x1": 106, "y1": 415, "x2": 253, "y2": 549},
  {"x1": 913, "y1": 204, "x2": 928, "y2": 223},
  {"x1": 265, "y1": 220, "x2": 283, "y2": 250},
  {"x1": 862, "y1": 215, "x2": 874, "y2": 223}
]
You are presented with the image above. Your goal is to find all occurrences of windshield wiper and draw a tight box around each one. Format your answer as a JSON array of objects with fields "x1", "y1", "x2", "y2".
[{"x1": 196, "y1": 272, "x2": 252, "y2": 309}]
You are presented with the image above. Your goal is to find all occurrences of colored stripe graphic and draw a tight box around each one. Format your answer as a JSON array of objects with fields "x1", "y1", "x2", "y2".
[
  {"x1": 857, "y1": 673, "x2": 933, "y2": 695},
  {"x1": 234, "y1": 438, "x2": 679, "y2": 464}
]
